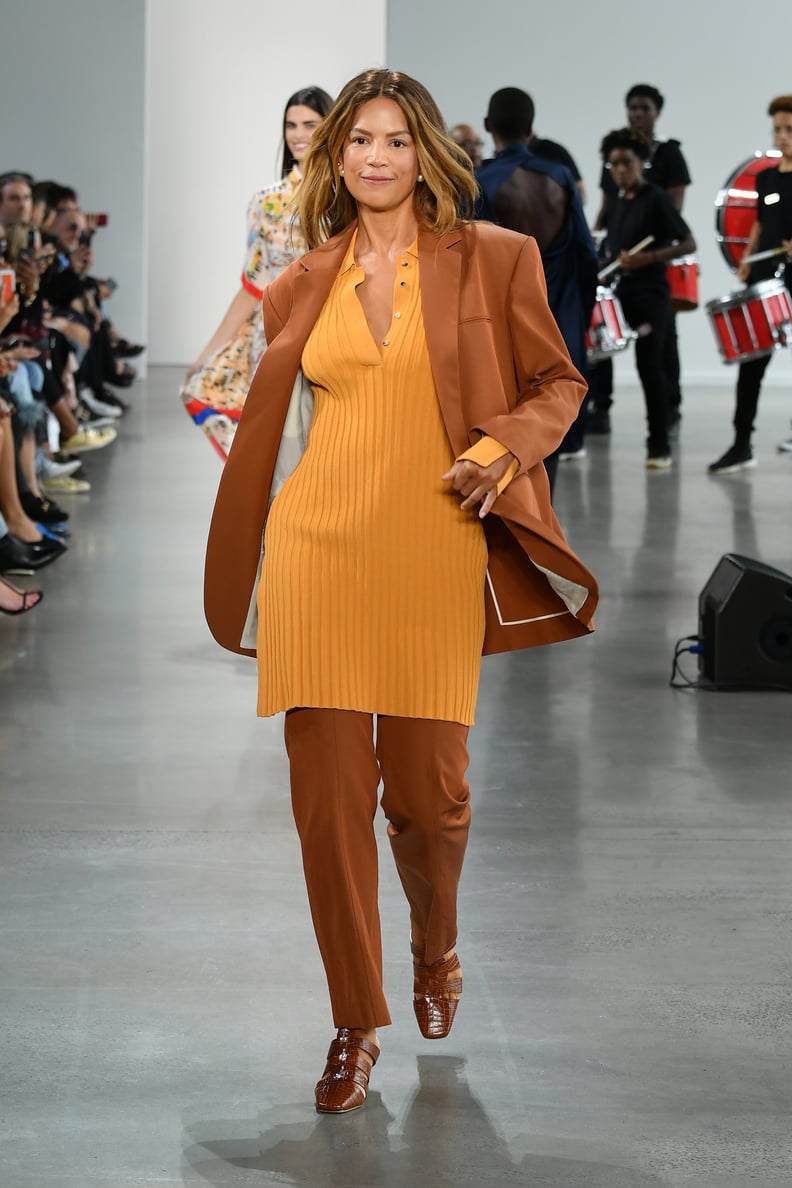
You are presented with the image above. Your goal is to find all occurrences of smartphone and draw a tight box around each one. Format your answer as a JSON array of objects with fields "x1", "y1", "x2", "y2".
[
  {"x1": 0, "y1": 269, "x2": 16, "y2": 303},
  {"x1": 19, "y1": 228, "x2": 37, "y2": 262}
]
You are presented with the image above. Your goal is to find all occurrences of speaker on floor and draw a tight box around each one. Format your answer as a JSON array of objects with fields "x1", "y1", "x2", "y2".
[{"x1": 698, "y1": 553, "x2": 792, "y2": 690}]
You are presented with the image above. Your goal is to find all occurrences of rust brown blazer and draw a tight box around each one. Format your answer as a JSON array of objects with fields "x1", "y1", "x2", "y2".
[{"x1": 204, "y1": 220, "x2": 598, "y2": 658}]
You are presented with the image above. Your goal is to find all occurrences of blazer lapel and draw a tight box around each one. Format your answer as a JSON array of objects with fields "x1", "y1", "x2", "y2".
[
  {"x1": 419, "y1": 227, "x2": 469, "y2": 454},
  {"x1": 279, "y1": 223, "x2": 357, "y2": 353}
]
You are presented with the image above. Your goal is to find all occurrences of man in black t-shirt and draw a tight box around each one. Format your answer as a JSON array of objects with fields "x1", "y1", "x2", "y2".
[
  {"x1": 709, "y1": 96, "x2": 792, "y2": 474},
  {"x1": 589, "y1": 84, "x2": 692, "y2": 434}
]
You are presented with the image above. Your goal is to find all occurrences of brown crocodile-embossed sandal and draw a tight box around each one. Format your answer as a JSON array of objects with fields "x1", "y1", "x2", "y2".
[
  {"x1": 314, "y1": 1028, "x2": 380, "y2": 1114},
  {"x1": 412, "y1": 945, "x2": 463, "y2": 1040}
]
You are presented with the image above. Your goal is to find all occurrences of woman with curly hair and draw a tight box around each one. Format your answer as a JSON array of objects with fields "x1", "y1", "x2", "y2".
[
  {"x1": 599, "y1": 126, "x2": 695, "y2": 468},
  {"x1": 205, "y1": 68, "x2": 597, "y2": 1112}
]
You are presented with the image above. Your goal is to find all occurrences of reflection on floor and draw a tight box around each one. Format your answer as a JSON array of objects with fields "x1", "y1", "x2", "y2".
[{"x1": 1, "y1": 368, "x2": 791, "y2": 1187}]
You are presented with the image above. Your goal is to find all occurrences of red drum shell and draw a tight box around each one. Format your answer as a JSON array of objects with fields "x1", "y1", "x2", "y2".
[
  {"x1": 666, "y1": 255, "x2": 700, "y2": 312},
  {"x1": 714, "y1": 153, "x2": 780, "y2": 271},
  {"x1": 706, "y1": 279, "x2": 792, "y2": 364},
  {"x1": 586, "y1": 286, "x2": 635, "y2": 362}
]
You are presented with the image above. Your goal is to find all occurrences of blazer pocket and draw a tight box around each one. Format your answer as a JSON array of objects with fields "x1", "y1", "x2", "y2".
[{"x1": 459, "y1": 314, "x2": 493, "y2": 325}]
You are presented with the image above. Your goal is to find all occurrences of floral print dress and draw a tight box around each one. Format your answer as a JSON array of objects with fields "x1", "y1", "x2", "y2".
[{"x1": 181, "y1": 167, "x2": 306, "y2": 460}]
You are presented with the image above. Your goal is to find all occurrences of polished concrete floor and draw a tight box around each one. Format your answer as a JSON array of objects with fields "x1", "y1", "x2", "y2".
[{"x1": 2, "y1": 366, "x2": 792, "y2": 1187}]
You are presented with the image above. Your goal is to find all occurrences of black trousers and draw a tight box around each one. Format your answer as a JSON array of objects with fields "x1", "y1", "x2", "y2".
[
  {"x1": 662, "y1": 313, "x2": 682, "y2": 413},
  {"x1": 733, "y1": 354, "x2": 773, "y2": 445},
  {"x1": 590, "y1": 309, "x2": 682, "y2": 417},
  {"x1": 619, "y1": 288, "x2": 673, "y2": 454}
]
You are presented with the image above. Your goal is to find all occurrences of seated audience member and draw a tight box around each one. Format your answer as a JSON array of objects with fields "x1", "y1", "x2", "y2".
[
  {"x1": 0, "y1": 172, "x2": 34, "y2": 231},
  {"x1": 41, "y1": 188, "x2": 136, "y2": 416},
  {"x1": 2, "y1": 218, "x2": 116, "y2": 467}
]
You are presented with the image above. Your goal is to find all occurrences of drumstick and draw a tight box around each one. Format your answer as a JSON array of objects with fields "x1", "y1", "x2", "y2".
[
  {"x1": 598, "y1": 236, "x2": 656, "y2": 281},
  {"x1": 740, "y1": 245, "x2": 790, "y2": 265}
]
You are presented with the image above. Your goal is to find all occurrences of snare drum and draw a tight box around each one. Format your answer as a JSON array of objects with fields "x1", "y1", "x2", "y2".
[
  {"x1": 706, "y1": 278, "x2": 792, "y2": 364},
  {"x1": 666, "y1": 255, "x2": 700, "y2": 312},
  {"x1": 586, "y1": 286, "x2": 635, "y2": 361},
  {"x1": 714, "y1": 152, "x2": 780, "y2": 271}
]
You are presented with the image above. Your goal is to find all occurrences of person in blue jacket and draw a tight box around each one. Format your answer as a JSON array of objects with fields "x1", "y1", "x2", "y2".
[{"x1": 475, "y1": 88, "x2": 598, "y2": 481}]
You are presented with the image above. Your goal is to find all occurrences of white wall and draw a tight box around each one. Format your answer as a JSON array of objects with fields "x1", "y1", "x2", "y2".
[
  {"x1": 5, "y1": 1, "x2": 788, "y2": 382},
  {"x1": 387, "y1": 0, "x2": 792, "y2": 385},
  {"x1": 0, "y1": 0, "x2": 147, "y2": 351},
  {"x1": 147, "y1": 0, "x2": 387, "y2": 364}
]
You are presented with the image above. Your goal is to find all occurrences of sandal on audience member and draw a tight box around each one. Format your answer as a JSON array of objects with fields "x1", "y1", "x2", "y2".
[{"x1": 0, "y1": 577, "x2": 43, "y2": 615}]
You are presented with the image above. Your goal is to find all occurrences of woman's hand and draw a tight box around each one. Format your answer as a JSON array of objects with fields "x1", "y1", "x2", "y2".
[
  {"x1": 442, "y1": 453, "x2": 516, "y2": 519},
  {"x1": 14, "y1": 258, "x2": 39, "y2": 297},
  {"x1": 6, "y1": 345, "x2": 41, "y2": 362}
]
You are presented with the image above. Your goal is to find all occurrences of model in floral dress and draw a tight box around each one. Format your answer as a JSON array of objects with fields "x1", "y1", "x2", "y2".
[{"x1": 181, "y1": 86, "x2": 333, "y2": 460}]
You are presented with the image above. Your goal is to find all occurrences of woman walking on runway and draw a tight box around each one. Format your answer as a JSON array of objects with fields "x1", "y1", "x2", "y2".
[
  {"x1": 205, "y1": 68, "x2": 597, "y2": 1113},
  {"x1": 182, "y1": 86, "x2": 333, "y2": 459}
]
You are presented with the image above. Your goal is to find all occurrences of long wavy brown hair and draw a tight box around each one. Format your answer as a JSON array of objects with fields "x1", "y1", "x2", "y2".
[{"x1": 298, "y1": 68, "x2": 478, "y2": 249}]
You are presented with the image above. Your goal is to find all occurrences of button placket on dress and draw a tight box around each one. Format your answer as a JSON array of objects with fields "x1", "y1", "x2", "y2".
[{"x1": 383, "y1": 258, "x2": 411, "y2": 348}]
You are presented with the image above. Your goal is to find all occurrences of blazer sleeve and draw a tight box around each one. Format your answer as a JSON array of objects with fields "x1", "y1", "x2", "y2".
[
  {"x1": 261, "y1": 264, "x2": 296, "y2": 342},
  {"x1": 470, "y1": 237, "x2": 588, "y2": 472}
]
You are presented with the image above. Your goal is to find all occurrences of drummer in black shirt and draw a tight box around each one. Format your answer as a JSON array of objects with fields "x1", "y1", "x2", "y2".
[
  {"x1": 595, "y1": 86, "x2": 691, "y2": 227},
  {"x1": 600, "y1": 127, "x2": 695, "y2": 467},
  {"x1": 591, "y1": 84, "x2": 692, "y2": 435},
  {"x1": 709, "y1": 96, "x2": 792, "y2": 473}
]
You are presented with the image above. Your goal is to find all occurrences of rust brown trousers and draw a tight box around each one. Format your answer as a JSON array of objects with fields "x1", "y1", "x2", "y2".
[{"x1": 285, "y1": 707, "x2": 470, "y2": 1029}]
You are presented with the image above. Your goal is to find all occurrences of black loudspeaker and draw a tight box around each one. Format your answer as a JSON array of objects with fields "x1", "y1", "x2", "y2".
[{"x1": 698, "y1": 553, "x2": 792, "y2": 690}]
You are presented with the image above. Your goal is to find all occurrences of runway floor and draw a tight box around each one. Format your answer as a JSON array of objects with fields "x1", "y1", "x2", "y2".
[{"x1": 2, "y1": 366, "x2": 791, "y2": 1187}]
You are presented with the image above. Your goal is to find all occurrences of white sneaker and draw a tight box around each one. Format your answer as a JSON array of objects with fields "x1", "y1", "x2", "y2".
[
  {"x1": 558, "y1": 446, "x2": 587, "y2": 461},
  {"x1": 79, "y1": 387, "x2": 123, "y2": 419},
  {"x1": 776, "y1": 437, "x2": 792, "y2": 453},
  {"x1": 38, "y1": 455, "x2": 82, "y2": 481}
]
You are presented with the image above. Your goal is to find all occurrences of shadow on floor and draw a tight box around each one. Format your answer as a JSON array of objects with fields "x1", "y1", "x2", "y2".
[{"x1": 181, "y1": 1055, "x2": 669, "y2": 1187}]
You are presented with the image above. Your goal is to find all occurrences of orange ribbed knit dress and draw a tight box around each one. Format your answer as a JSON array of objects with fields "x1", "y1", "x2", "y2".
[{"x1": 256, "y1": 236, "x2": 488, "y2": 725}]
